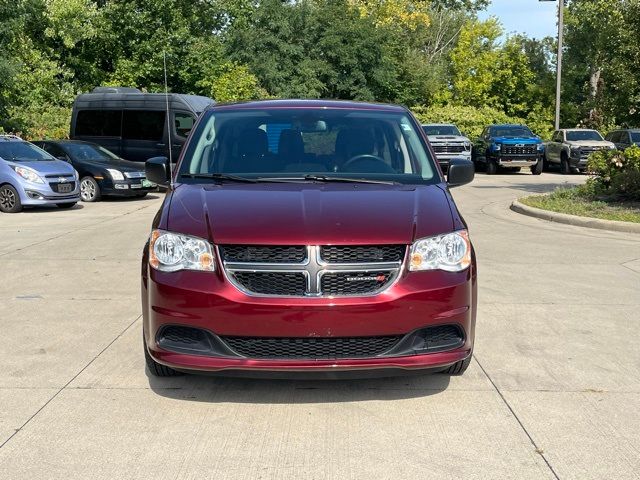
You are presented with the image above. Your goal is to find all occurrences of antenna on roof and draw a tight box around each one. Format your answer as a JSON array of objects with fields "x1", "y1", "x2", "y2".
[{"x1": 163, "y1": 51, "x2": 174, "y2": 188}]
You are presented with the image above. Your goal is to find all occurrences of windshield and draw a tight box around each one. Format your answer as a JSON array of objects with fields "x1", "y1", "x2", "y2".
[
  {"x1": 491, "y1": 126, "x2": 534, "y2": 138},
  {"x1": 178, "y1": 108, "x2": 438, "y2": 184},
  {"x1": 566, "y1": 130, "x2": 603, "y2": 141},
  {"x1": 64, "y1": 143, "x2": 120, "y2": 162},
  {"x1": 422, "y1": 125, "x2": 461, "y2": 136},
  {"x1": 630, "y1": 132, "x2": 640, "y2": 143},
  {"x1": 0, "y1": 142, "x2": 53, "y2": 162}
]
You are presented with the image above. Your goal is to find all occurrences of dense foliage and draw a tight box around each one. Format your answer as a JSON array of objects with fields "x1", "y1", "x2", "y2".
[
  {"x1": 0, "y1": 0, "x2": 638, "y2": 139},
  {"x1": 586, "y1": 146, "x2": 640, "y2": 200}
]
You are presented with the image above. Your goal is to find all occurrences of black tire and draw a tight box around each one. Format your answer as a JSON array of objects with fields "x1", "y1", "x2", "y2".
[
  {"x1": 560, "y1": 155, "x2": 571, "y2": 175},
  {"x1": 56, "y1": 202, "x2": 76, "y2": 209},
  {"x1": 486, "y1": 159, "x2": 497, "y2": 175},
  {"x1": 441, "y1": 354, "x2": 472, "y2": 375},
  {"x1": 0, "y1": 184, "x2": 22, "y2": 213},
  {"x1": 511, "y1": 167, "x2": 521, "y2": 173},
  {"x1": 530, "y1": 159, "x2": 543, "y2": 175},
  {"x1": 143, "y1": 336, "x2": 182, "y2": 377},
  {"x1": 80, "y1": 176, "x2": 101, "y2": 202},
  {"x1": 542, "y1": 153, "x2": 550, "y2": 172}
]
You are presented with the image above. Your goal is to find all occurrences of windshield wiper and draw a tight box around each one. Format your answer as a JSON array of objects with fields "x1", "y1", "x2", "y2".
[
  {"x1": 259, "y1": 174, "x2": 398, "y2": 185},
  {"x1": 180, "y1": 173, "x2": 258, "y2": 183}
]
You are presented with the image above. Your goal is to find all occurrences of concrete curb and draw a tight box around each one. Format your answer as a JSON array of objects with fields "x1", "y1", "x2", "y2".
[{"x1": 510, "y1": 198, "x2": 640, "y2": 234}]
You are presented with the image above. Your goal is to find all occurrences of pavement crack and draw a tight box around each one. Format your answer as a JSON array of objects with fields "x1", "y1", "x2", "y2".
[
  {"x1": 0, "y1": 315, "x2": 142, "y2": 450},
  {"x1": 473, "y1": 355, "x2": 561, "y2": 480}
]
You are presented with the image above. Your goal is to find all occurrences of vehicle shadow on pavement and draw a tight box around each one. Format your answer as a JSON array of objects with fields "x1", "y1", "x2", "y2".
[
  {"x1": 100, "y1": 194, "x2": 161, "y2": 202},
  {"x1": 145, "y1": 371, "x2": 451, "y2": 403},
  {"x1": 16, "y1": 203, "x2": 85, "y2": 213},
  {"x1": 470, "y1": 181, "x2": 578, "y2": 194}
]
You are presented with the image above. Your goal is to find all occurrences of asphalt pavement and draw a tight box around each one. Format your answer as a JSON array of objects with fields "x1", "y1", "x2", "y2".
[{"x1": 0, "y1": 172, "x2": 639, "y2": 479}]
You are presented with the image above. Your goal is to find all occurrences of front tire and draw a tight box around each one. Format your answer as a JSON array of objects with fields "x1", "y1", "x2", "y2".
[
  {"x1": 561, "y1": 155, "x2": 571, "y2": 175},
  {"x1": 80, "y1": 176, "x2": 101, "y2": 202},
  {"x1": 441, "y1": 354, "x2": 472, "y2": 375},
  {"x1": 0, "y1": 184, "x2": 22, "y2": 213},
  {"x1": 486, "y1": 159, "x2": 497, "y2": 175},
  {"x1": 143, "y1": 336, "x2": 182, "y2": 377},
  {"x1": 531, "y1": 159, "x2": 543, "y2": 175}
]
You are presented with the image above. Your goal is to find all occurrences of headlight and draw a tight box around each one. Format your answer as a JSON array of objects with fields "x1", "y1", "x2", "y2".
[
  {"x1": 149, "y1": 229, "x2": 215, "y2": 272},
  {"x1": 13, "y1": 166, "x2": 44, "y2": 184},
  {"x1": 493, "y1": 143, "x2": 502, "y2": 151},
  {"x1": 107, "y1": 169, "x2": 124, "y2": 181},
  {"x1": 536, "y1": 144, "x2": 544, "y2": 150},
  {"x1": 570, "y1": 146, "x2": 581, "y2": 156},
  {"x1": 464, "y1": 141, "x2": 472, "y2": 151},
  {"x1": 409, "y1": 230, "x2": 471, "y2": 272}
]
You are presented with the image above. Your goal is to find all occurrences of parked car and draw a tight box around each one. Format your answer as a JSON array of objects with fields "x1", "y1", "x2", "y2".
[
  {"x1": 70, "y1": 86, "x2": 214, "y2": 162},
  {"x1": 141, "y1": 99, "x2": 477, "y2": 378},
  {"x1": 32, "y1": 140, "x2": 156, "y2": 202},
  {"x1": 473, "y1": 124, "x2": 543, "y2": 175},
  {"x1": 421, "y1": 123, "x2": 472, "y2": 172},
  {"x1": 0, "y1": 135, "x2": 79, "y2": 213},
  {"x1": 544, "y1": 129, "x2": 615, "y2": 174},
  {"x1": 605, "y1": 129, "x2": 640, "y2": 151}
]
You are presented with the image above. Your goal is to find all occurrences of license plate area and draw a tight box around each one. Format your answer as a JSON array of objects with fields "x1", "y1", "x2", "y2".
[{"x1": 57, "y1": 183, "x2": 73, "y2": 193}]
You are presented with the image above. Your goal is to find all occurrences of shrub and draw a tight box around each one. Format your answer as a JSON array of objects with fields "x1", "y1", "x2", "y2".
[
  {"x1": 587, "y1": 146, "x2": 640, "y2": 200},
  {"x1": 411, "y1": 104, "x2": 553, "y2": 140}
]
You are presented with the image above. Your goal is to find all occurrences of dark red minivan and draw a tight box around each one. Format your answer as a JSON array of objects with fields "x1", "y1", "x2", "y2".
[{"x1": 142, "y1": 100, "x2": 477, "y2": 378}]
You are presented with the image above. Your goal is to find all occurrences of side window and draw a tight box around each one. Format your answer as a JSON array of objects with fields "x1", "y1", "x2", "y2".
[
  {"x1": 45, "y1": 144, "x2": 67, "y2": 159},
  {"x1": 174, "y1": 113, "x2": 195, "y2": 138},
  {"x1": 76, "y1": 110, "x2": 122, "y2": 137},
  {"x1": 122, "y1": 110, "x2": 166, "y2": 141},
  {"x1": 622, "y1": 131, "x2": 630, "y2": 144}
]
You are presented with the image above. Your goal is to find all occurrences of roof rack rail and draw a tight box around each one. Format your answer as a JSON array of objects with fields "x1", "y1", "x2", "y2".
[
  {"x1": 0, "y1": 134, "x2": 22, "y2": 141},
  {"x1": 91, "y1": 86, "x2": 142, "y2": 94}
]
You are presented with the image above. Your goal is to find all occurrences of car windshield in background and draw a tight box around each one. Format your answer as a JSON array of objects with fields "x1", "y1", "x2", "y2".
[
  {"x1": 423, "y1": 125, "x2": 461, "y2": 136},
  {"x1": 566, "y1": 130, "x2": 603, "y2": 141},
  {"x1": 0, "y1": 142, "x2": 52, "y2": 162},
  {"x1": 179, "y1": 109, "x2": 437, "y2": 185},
  {"x1": 64, "y1": 143, "x2": 119, "y2": 162},
  {"x1": 492, "y1": 127, "x2": 534, "y2": 138},
  {"x1": 630, "y1": 132, "x2": 640, "y2": 142}
]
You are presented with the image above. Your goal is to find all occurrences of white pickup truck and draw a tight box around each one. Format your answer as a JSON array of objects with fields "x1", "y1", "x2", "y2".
[
  {"x1": 544, "y1": 129, "x2": 615, "y2": 174},
  {"x1": 422, "y1": 124, "x2": 472, "y2": 172}
]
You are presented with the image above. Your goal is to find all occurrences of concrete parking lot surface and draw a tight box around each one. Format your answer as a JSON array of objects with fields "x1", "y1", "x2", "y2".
[{"x1": 1, "y1": 173, "x2": 639, "y2": 479}]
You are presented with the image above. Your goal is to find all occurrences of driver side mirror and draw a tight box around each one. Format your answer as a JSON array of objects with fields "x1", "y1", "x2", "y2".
[
  {"x1": 146, "y1": 156, "x2": 170, "y2": 185},
  {"x1": 447, "y1": 158, "x2": 475, "y2": 188}
]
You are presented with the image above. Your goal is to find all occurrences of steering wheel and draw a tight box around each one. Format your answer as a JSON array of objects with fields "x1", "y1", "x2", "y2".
[{"x1": 341, "y1": 154, "x2": 395, "y2": 173}]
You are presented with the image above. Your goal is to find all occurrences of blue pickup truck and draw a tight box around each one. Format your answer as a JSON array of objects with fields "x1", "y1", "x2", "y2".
[{"x1": 472, "y1": 124, "x2": 544, "y2": 175}]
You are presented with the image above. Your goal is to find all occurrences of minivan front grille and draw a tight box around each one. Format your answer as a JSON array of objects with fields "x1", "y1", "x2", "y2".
[
  {"x1": 320, "y1": 245, "x2": 405, "y2": 263},
  {"x1": 222, "y1": 335, "x2": 401, "y2": 359},
  {"x1": 222, "y1": 245, "x2": 403, "y2": 297},
  {"x1": 220, "y1": 245, "x2": 307, "y2": 263},
  {"x1": 231, "y1": 272, "x2": 307, "y2": 296}
]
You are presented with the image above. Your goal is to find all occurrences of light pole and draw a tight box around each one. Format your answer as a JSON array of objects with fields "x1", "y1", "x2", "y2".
[{"x1": 540, "y1": 0, "x2": 564, "y2": 130}]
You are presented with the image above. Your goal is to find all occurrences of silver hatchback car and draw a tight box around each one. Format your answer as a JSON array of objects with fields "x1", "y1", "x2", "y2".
[{"x1": 0, "y1": 135, "x2": 80, "y2": 213}]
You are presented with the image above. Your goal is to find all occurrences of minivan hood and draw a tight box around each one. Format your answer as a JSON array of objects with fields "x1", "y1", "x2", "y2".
[
  {"x1": 166, "y1": 183, "x2": 455, "y2": 245},
  {"x1": 8, "y1": 159, "x2": 76, "y2": 176}
]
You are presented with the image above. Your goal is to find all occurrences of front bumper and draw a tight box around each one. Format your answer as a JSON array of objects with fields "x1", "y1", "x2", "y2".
[
  {"x1": 142, "y1": 253, "x2": 477, "y2": 375},
  {"x1": 18, "y1": 181, "x2": 80, "y2": 206},
  {"x1": 433, "y1": 152, "x2": 472, "y2": 170},
  {"x1": 490, "y1": 154, "x2": 541, "y2": 168},
  {"x1": 98, "y1": 178, "x2": 156, "y2": 196}
]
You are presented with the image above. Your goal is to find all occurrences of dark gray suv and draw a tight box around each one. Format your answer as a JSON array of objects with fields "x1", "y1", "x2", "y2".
[{"x1": 605, "y1": 129, "x2": 640, "y2": 150}]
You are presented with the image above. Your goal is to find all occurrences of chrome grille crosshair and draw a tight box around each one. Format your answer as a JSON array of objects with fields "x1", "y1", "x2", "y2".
[{"x1": 221, "y1": 245, "x2": 405, "y2": 297}]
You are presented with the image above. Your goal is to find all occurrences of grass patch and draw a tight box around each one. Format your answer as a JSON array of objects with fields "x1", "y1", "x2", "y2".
[{"x1": 520, "y1": 187, "x2": 640, "y2": 223}]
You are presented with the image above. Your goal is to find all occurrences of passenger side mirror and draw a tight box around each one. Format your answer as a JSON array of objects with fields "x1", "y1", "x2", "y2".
[
  {"x1": 447, "y1": 158, "x2": 475, "y2": 188},
  {"x1": 146, "y1": 156, "x2": 170, "y2": 185}
]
